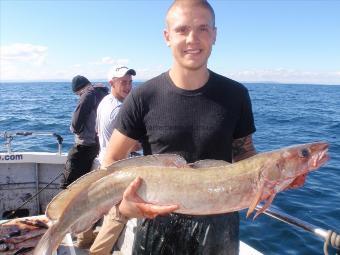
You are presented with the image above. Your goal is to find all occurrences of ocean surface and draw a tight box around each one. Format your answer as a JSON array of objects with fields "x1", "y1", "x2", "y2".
[{"x1": 0, "y1": 81, "x2": 339, "y2": 255}]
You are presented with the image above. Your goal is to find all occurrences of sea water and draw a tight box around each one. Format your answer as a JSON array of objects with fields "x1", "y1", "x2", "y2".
[{"x1": 0, "y1": 81, "x2": 339, "y2": 254}]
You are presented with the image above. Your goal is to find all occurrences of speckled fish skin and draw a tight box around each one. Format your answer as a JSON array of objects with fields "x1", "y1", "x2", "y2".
[
  {"x1": 34, "y1": 142, "x2": 329, "y2": 255},
  {"x1": 46, "y1": 154, "x2": 187, "y2": 220}
]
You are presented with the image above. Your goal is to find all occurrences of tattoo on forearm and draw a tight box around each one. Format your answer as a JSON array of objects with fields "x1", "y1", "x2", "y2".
[
  {"x1": 232, "y1": 135, "x2": 256, "y2": 161},
  {"x1": 232, "y1": 137, "x2": 247, "y2": 157}
]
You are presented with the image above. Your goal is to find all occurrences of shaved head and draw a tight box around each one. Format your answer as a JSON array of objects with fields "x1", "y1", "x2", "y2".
[{"x1": 165, "y1": 0, "x2": 215, "y2": 28}]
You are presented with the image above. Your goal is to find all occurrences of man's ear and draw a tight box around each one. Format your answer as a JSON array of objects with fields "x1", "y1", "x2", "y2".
[
  {"x1": 213, "y1": 27, "x2": 217, "y2": 45},
  {"x1": 163, "y1": 29, "x2": 171, "y2": 47},
  {"x1": 109, "y1": 80, "x2": 114, "y2": 87}
]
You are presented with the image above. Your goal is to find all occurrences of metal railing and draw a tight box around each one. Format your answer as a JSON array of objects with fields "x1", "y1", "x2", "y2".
[
  {"x1": 256, "y1": 205, "x2": 340, "y2": 255},
  {"x1": 1, "y1": 131, "x2": 64, "y2": 154}
]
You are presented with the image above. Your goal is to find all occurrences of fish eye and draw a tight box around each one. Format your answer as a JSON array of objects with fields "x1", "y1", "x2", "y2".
[{"x1": 299, "y1": 148, "x2": 310, "y2": 158}]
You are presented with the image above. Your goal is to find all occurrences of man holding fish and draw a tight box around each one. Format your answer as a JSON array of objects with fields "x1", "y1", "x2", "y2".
[
  {"x1": 32, "y1": 1, "x2": 330, "y2": 255},
  {"x1": 102, "y1": 1, "x2": 256, "y2": 254}
]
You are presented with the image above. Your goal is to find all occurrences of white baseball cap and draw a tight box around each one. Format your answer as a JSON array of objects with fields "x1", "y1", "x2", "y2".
[{"x1": 108, "y1": 65, "x2": 136, "y2": 81}]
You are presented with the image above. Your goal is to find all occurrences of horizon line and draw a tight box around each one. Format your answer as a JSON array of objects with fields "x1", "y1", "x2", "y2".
[{"x1": 0, "y1": 80, "x2": 339, "y2": 86}]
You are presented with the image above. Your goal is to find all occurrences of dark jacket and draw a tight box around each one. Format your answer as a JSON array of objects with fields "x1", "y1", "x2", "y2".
[{"x1": 71, "y1": 84, "x2": 108, "y2": 145}]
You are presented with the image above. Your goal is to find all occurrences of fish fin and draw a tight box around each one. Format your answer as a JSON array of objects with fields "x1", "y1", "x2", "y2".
[
  {"x1": 106, "y1": 154, "x2": 188, "y2": 169},
  {"x1": 33, "y1": 222, "x2": 63, "y2": 255},
  {"x1": 246, "y1": 184, "x2": 264, "y2": 218},
  {"x1": 190, "y1": 160, "x2": 230, "y2": 168},
  {"x1": 253, "y1": 193, "x2": 277, "y2": 219},
  {"x1": 287, "y1": 174, "x2": 307, "y2": 190}
]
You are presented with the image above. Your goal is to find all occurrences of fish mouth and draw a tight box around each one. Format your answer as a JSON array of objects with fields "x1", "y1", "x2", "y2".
[{"x1": 310, "y1": 142, "x2": 329, "y2": 168}]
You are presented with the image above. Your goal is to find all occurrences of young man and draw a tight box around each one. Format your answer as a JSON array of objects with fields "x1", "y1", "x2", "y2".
[
  {"x1": 103, "y1": 1, "x2": 256, "y2": 254},
  {"x1": 96, "y1": 66, "x2": 136, "y2": 163},
  {"x1": 89, "y1": 66, "x2": 136, "y2": 255}
]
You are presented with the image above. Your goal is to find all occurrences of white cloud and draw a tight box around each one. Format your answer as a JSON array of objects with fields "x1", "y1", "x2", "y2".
[
  {"x1": 90, "y1": 57, "x2": 129, "y2": 66},
  {"x1": 1, "y1": 45, "x2": 339, "y2": 85},
  {"x1": 1, "y1": 43, "x2": 47, "y2": 65},
  {"x1": 226, "y1": 68, "x2": 340, "y2": 85},
  {"x1": 134, "y1": 66, "x2": 167, "y2": 81},
  {"x1": 100, "y1": 57, "x2": 115, "y2": 65},
  {"x1": 0, "y1": 43, "x2": 49, "y2": 81}
]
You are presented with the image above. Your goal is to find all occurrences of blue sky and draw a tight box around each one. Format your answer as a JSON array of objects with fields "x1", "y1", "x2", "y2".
[{"x1": 1, "y1": 0, "x2": 339, "y2": 84}]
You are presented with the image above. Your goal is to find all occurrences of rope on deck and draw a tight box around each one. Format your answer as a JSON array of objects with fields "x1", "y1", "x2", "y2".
[{"x1": 324, "y1": 230, "x2": 340, "y2": 255}]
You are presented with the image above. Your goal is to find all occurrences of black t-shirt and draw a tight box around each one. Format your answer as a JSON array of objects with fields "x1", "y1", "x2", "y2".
[{"x1": 115, "y1": 70, "x2": 256, "y2": 163}]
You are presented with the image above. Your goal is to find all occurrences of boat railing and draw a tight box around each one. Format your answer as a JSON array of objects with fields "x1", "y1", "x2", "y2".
[
  {"x1": 1, "y1": 131, "x2": 64, "y2": 155},
  {"x1": 256, "y1": 205, "x2": 340, "y2": 255}
]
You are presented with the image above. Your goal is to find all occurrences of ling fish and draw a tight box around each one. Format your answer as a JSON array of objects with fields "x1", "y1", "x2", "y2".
[{"x1": 34, "y1": 142, "x2": 329, "y2": 255}]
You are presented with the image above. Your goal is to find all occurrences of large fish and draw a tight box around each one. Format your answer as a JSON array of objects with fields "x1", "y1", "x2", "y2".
[{"x1": 34, "y1": 142, "x2": 329, "y2": 255}]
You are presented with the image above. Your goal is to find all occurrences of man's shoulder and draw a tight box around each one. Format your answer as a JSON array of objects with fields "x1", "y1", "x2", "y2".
[
  {"x1": 97, "y1": 94, "x2": 110, "y2": 106},
  {"x1": 210, "y1": 71, "x2": 248, "y2": 94},
  {"x1": 98, "y1": 94, "x2": 119, "y2": 107},
  {"x1": 132, "y1": 72, "x2": 167, "y2": 95},
  {"x1": 211, "y1": 71, "x2": 246, "y2": 88}
]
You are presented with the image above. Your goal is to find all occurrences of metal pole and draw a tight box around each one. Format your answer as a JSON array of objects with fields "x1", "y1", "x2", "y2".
[
  {"x1": 256, "y1": 205, "x2": 340, "y2": 253},
  {"x1": 35, "y1": 163, "x2": 40, "y2": 214}
]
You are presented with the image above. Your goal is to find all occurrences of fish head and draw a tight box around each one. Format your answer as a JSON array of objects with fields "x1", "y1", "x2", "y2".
[
  {"x1": 247, "y1": 142, "x2": 329, "y2": 219},
  {"x1": 280, "y1": 141, "x2": 329, "y2": 177},
  {"x1": 264, "y1": 141, "x2": 329, "y2": 190}
]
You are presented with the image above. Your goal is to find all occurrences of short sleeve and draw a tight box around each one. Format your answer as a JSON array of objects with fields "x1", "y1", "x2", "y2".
[
  {"x1": 114, "y1": 89, "x2": 146, "y2": 140},
  {"x1": 233, "y1": 89, "x2": 256, "y2": 139}
]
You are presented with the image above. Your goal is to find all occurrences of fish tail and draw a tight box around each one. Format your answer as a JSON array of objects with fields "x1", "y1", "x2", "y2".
[{"x1": 33, "y1": 223, "x2": 64, "y2": 255}]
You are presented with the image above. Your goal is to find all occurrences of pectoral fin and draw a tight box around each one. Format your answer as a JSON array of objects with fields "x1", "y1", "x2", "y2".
[
  {"x1": 253, "y1": 192, "x2": 277, "y2": 219},
  {"x1": 246, "y1": 184, "x2": 264, "y2": 218},
  {"x1": 287, "y1": 173, "x2": 307, "y2": 190}
]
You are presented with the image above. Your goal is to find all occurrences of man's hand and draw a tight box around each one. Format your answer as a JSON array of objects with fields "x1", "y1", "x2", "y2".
[{"x1": 119, "y1": 177, "x2": 179, "y2": 219}]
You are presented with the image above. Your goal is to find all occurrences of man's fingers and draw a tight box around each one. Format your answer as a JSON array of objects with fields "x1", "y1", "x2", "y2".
[{"x1": 136, "y1": 203, "x2": 179, "y2": 219}]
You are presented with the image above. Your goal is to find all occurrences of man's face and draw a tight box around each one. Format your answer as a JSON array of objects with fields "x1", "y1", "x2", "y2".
[
  {"x1": 111, "y1": 75, "x2": 132, "y2": 101},
  {"x1": 75, "y1": 85, "x2": 89, "y2": 97},
  {"x1": 164, "y1": 5, "x2": 216, "y2": 71}
]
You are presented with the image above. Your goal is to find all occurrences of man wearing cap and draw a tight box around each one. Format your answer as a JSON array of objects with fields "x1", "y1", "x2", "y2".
[
  {"x1": 89, "y1": 66, "x2": 136, "y2": 254},
  {"x1": 96, "y1": 66, "x2": 136, "y2": 163}
]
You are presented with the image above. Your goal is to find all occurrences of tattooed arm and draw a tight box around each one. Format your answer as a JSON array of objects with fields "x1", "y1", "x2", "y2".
[{"x1": 232, "y1": 134, "x2": 257, "y2": 162}]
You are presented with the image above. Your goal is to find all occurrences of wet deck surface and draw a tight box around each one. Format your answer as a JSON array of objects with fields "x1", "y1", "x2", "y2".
[{"x1": 57, "y1": 234, "x2": 89, "y2": 255}]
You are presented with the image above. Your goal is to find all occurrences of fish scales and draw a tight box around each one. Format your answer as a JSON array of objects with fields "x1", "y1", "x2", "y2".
[{"x1": 46, "y1": 154, "x2": 187, "y2": 220}]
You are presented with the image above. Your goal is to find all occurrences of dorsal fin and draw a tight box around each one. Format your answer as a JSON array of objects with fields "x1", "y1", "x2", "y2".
[{"x1": 190, "y1": 159, "x2": 230, "y2": 168}]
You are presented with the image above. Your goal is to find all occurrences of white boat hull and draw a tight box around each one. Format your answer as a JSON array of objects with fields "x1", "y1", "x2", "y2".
[{"x1": 0, "y1": 152, "x2": 67, "y2": 218}]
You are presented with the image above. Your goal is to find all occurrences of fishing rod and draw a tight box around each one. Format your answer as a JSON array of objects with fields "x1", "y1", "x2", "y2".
[
  {"x1": 256, "y1": 205, "x2": 340, "y2": 255},
  {"x1": 0, "y1": 171, "x2": 64, "y2": 225}
]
